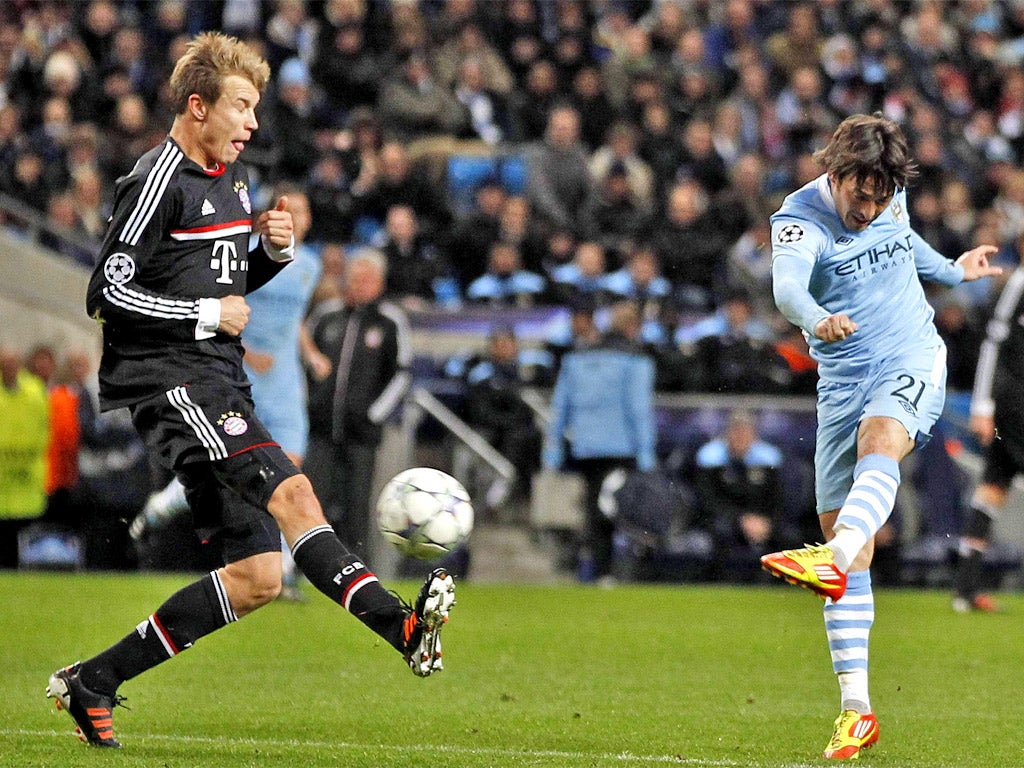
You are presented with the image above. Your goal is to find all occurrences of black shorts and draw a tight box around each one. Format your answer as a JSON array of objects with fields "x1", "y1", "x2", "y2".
[
  {"x1": 982, "y1": 394, "x2": 1024, "y2": 487},
  {"x1": 131, "y1": 383, "x2": 301, "y2": 564}
]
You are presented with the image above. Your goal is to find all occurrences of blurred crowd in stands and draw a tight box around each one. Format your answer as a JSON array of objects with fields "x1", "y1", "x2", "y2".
[
  {"x1": 3, "y1": 0, "x2": 1023, "y2": 582},
  {"x1": 5, "y1": 0, "x2": 1024, "y2": 395}
]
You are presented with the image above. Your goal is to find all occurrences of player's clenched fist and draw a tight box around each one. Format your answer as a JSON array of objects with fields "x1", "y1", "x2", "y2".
[
  {"x1": 813, "y1": 313, "x2": 858, "y2": 342},
  {"x1": 218, "y1": 295, "x2": 251, "y2": 336},
  {"x1": 256, "y1": 196, "x2": 294, "y2": 249}
]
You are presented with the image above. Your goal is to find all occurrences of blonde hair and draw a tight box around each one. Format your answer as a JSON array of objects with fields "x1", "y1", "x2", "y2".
[{"x1": 168, "y1": 32, "x2": 270, "y2": 114}]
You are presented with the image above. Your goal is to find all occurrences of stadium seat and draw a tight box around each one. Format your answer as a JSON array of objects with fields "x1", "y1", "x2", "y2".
[
  {"x1": 447, "y1": 155, "x2": 499, "y2": 215},
  {"x1": 447, "y1": 154, "x2": 529, "y2": 215},
  {"x1": 351, "y1": 214, "x2": 384, "y2": 245},
  {"x1": 499, "y1": 155, "x2": 527, "y2": 194}
]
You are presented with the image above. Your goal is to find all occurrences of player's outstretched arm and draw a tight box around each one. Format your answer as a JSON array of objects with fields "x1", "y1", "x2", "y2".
[{"x1": 957, "y1": 244, "x2": 1003, "y2": 282}]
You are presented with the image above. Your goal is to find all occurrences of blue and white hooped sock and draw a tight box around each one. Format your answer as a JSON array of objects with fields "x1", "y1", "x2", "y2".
[
  {"x1": 824, "y1": 569, "x2": 873, "y2": 714},
  {"x1": 828, "y1": 454, "x2": 900, "y2": 572}
]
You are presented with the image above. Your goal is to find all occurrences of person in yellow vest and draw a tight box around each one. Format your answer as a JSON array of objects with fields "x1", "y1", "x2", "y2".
[{"x1": 0, "y1": 347, "x2": 50, "y2": 568}]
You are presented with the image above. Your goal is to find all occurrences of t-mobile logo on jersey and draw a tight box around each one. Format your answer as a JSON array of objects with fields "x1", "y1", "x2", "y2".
[{"x1": 210, "y1": 240, "x2": 249, "y2": 284}]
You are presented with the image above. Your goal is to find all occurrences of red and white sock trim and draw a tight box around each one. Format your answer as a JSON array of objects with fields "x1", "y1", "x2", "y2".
[
  {"x1": 342, "y1": 572, "x2": 380, "y2": 612},
  {"x1": 148, "y1": 612, "x2": 180, "y2": 658}
]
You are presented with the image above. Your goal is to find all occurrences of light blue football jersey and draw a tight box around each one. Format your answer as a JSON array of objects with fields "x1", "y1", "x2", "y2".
[
  {"x1": 770, "y1": 174, "x2": 963, "y2": 383},
  {"x1": 243, "y1": 242, "x2": 322, "y2": 453}
]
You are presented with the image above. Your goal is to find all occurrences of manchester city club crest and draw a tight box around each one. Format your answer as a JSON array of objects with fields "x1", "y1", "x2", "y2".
[
  {"x1": 234, "y1": 180, "x2": 252, "y2": 214},
  {"x1": 891, "y1": 199, "x2": 903, "y2": 224}
]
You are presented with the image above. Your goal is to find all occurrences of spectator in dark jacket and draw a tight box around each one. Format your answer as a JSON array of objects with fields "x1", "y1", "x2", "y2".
[
  {"x1": 693, "y1": 410, "x2": 784, "y2": 581},
  {"x1": 379, "y1": 205, "x2": 453, "y2": 309},
  {"x1": 467, "y1": 240, "x2": 546, "y2": 307},
  {"x1": 524, "y1": 104, "x2": 599, "y2": 239},
  {"x1": 464, "y1": 327, "x2": 550, "y2": 499},
  {"x1": 313, "y1": 21, "x2": 384, "y2": 120},
  {"x1": 304, "y1": 249, "x2": 412, "y2": 558},
  {"x1": 354, "y1": 141, "x2": 452, "y2": 241},
  {"x1": 650, "y1": 181, "x2": 736, "y2": 311},
  {"x1": 448, "y1": 175, "x2": 507, "y2": 287},
  {"x1": 267, "y1": 58, "x2": 322, "y2": 182},
  {"x1": 681, "y1": 289, "x2": 789, "y2": 394}
]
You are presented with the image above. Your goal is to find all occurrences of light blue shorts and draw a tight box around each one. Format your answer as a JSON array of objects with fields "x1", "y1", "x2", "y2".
[
  {"x1": 814, "y1": 343, "x2": 947, "y2": 514},
  {"x1": 247, "y1": 369, "x2": 310, "y2": 459}
]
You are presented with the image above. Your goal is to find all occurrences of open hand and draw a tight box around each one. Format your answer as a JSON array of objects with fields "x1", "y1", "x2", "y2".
[{"x1": 957, "y1": 244, "x2": 1003, "y2": 282}]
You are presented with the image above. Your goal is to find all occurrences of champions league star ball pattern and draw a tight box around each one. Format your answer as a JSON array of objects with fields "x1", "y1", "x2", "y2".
[
  {"x1": 776, "y1": 223, "x2": 805, "y2": 243},
  {"x1": 376, "y1": 468, "x2": 474, "y2": 560}
]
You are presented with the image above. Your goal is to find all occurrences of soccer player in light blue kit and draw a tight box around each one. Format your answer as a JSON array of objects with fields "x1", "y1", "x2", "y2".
[
  {"x1": 759, "y1": 114, "x2": 1001, "y2": 760},
  {"x1": 242, "y1": 188, "x2": 329, "y2": 599}
]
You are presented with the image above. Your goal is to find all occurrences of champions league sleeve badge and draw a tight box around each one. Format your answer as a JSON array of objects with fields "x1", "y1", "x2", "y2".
[
  {"x1": 103, "y1": 252, "x2": 136, "y2": 284},
  {"x1": 776, "y1": 223, "x2": 805, "y2": 244}
]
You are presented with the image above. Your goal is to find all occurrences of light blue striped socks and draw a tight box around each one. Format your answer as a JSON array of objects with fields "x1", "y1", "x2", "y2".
[
  {"x1": 828, "y1": 454, "x2": 900, "y2": 572},
  {"x1": 824, "y1": 569, "x2": 873, "y2": 714}
]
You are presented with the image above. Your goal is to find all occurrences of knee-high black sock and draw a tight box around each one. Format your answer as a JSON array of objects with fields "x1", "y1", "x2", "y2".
[
  {"x1": 290, "y1": 525, "x2": 407, "y2": 651},
  {"x1": 955, "y1": 503, "x2": 996, "y2": 599},
  {"x1": 954, "y1": 548, "x2": 984, "y2": 599},
  {"x1": 79, "y1": 571, "x2": 238, "y2": 695}
]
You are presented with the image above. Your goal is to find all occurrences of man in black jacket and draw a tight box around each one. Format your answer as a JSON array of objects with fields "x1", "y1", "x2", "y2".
[{"x1": 305, "y1": 248, "x2": 412, "y2": 557}]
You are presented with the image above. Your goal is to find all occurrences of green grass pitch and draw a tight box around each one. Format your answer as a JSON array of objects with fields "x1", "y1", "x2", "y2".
[{"x1": 2, "y1": 571, "x2": 1023, "y2": 767}]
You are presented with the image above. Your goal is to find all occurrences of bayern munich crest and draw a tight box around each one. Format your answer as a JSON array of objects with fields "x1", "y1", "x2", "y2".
[
  {"x1": 217, "y1": 411, "x2": 248, "y2": 436},
  {"x1": 234, "y1": 180, "x2": 252, "y2": 214},
  {"x1": 103, "y1": 252, "x2": 136, "y2": 284}
]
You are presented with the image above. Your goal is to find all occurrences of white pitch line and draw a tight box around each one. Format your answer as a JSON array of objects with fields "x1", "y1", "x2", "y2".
[
  {"x1": 4, "y1": 730, "x2": 982, "y2": 767},
  {"x1": 3, "y1": 728, "x2": 741, "y2": 765}
]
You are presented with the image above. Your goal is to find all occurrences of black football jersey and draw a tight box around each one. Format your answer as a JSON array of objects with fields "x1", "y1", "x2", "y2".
[
  {"x1": 974, "y1": 268, "x2": 1024, "y2": 410},
  {"x1": 87, "y1": 137, "x2": 288, "y2": 410}
]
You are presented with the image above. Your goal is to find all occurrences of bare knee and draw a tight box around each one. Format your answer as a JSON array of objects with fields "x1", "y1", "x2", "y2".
[
  {"x1": 219, "y1": 555, "x2": 282, "y2": 616},
  {"x1": 268, "y1": 474, "x2": 327, "y2": 541}
]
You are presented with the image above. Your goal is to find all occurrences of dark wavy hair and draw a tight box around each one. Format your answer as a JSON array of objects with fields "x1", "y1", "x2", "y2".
[{"x1": 812, "y1": 112, "x2": 918, "y2": 196}]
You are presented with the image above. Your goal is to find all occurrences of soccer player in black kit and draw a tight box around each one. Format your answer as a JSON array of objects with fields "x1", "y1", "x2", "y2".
[
  {"x1": 953, "y1": 247, "x2": 1024, "y2": 613},
  {"x1": 46, "y1": 33, "x2": 455, "y2": 748}
]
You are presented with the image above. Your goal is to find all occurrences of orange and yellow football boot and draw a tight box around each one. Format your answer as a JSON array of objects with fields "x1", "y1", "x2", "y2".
[
  {"x1": 822, "y1": 710, "x2": 879, "y2": 760},
  {"x1": 760, "y1": 544, "x2": 847, "y2": 601}
]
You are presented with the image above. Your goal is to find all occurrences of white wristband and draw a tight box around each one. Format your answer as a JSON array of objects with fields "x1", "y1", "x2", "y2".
[
  {"x1": 262, "y1": 233, "x2": 295, "y2": 262},
  {"x1": 195, "y1": 297, "x2": 221, "y2": 340}
]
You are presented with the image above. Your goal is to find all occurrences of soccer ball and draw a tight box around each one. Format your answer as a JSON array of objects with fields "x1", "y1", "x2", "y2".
[{"x1": 376, "y1": 468, "x2": 474, "y2": 560}]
